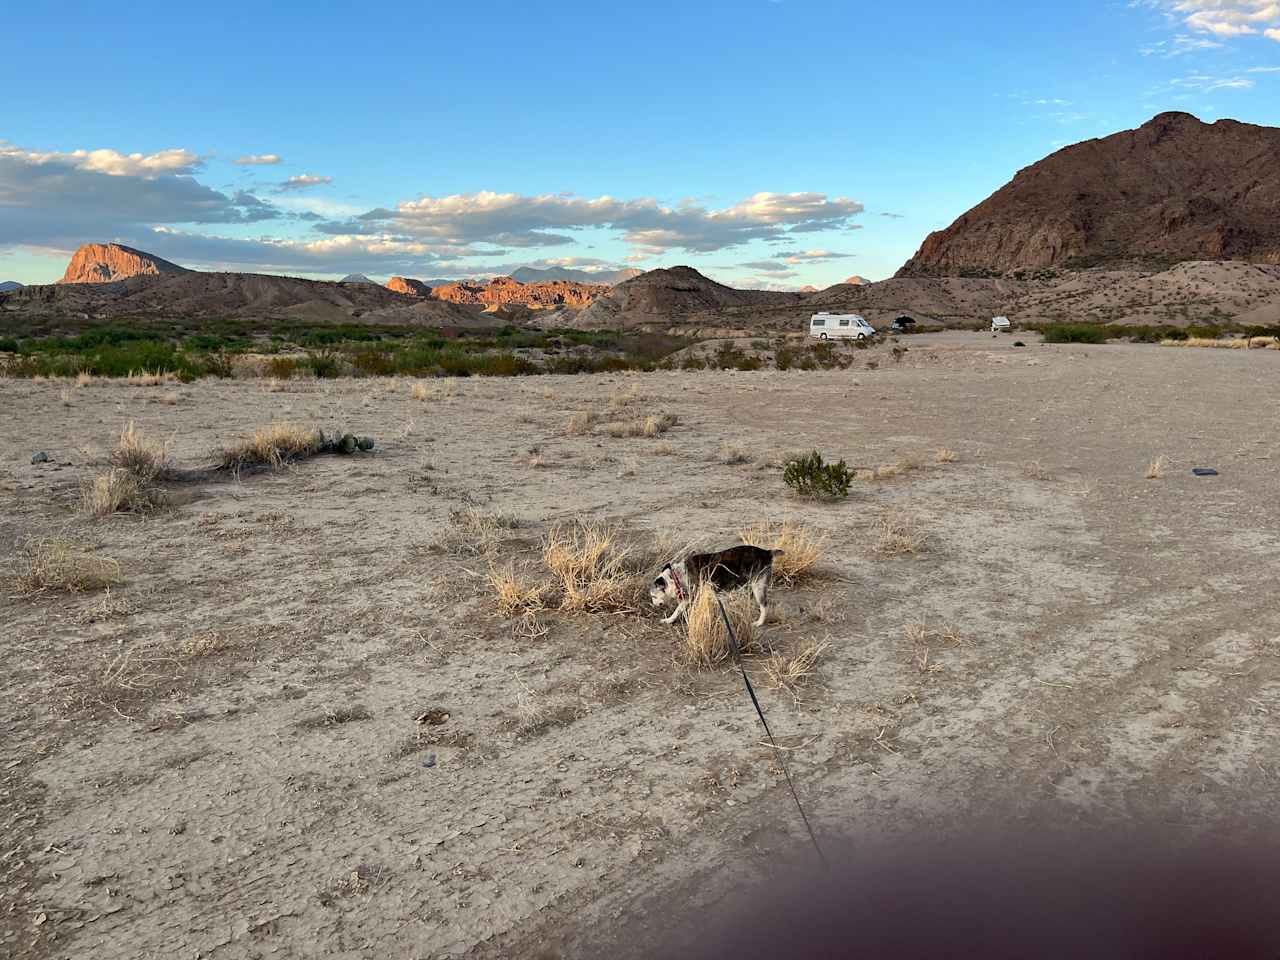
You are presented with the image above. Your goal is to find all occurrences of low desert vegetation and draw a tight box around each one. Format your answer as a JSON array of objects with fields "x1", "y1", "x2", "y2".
[
  {"x1": 682, "y1": 584, "x2": 761, "y2": 669},
  {"x1": 13, "y1": 537, "x2": 122, "y2": 593},
  {"x1": 566, "y1": 411, "x2": 599, "y2": 436},
  {"x1": 111, "y1": 421, "x2": 171, "y2": 483},
  {"x1": 219, "y1": 423, "x2": 323, "y2": 471},
  {"x1": 935, "y1": 448, "x2": 958, "y2": 464},
  {"x1": 874, "y1": 512, "x2": 927, "y2": 556},
  {"x1": 875, "y1": 454, "x2": 926, "y2": 480},
  {"x1": 605, "y1": 413, "x2": 677, "y2": 438},
  {"x1": 739, "y1": 519, "x2": 823, "y2": 584},
  {"x1": 82, "y1": 468, "x2": 155, "y2": 517},
  {"x1": 1145, "y1": 455, "x2": 1167, "y2": 479},
  {"x1": 1041, "y1": 323, "x2": 1109, "y2": 344},
  {"x1": 487, "y1": 564, "x2": 551, "y2": 616},
  {"x1": 783, "y1": 450, "x2": 854, "y2": 500},
  {"x1": 761, "y1": 638, "x2": 831, "y2": 701},
  {"x1": 444, "y1": 507, "x2": 520, "y2": 557},
  {"x1": 719, "y1": 443, "x2": 752, "y2": 465},
  {"x1": 541, "y1": 519, "x2": 638, "y2": 613}
]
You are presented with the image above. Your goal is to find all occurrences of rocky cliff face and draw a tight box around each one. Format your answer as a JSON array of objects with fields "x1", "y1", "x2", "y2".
[
  {"x1": 386, "y1": 276, "x2": 433, "y2": 297},
  {"x1": 58, "y1": 243, "x2": 190, "y2": 283},
  {"x1": 429, "y1": 275, "x2": 608, "y2": 309},
  {"x1": 897, "y1": 112, "x2": 1280, "y2": 277}
]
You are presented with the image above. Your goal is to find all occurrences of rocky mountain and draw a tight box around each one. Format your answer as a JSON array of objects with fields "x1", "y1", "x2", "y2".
[
  {"x1": 386, "y1": 276, "x2": 433, "y2": 297},
  {"x1": 843, "y1": 275, "x2": 871, "y2": 285},
  {"x1": 340, "y1": 273, "x2": 377, "y2": 284},
  {"x1": 58, "y1": 243, "x2": 189, "y2": 284},
  {"x1": 0, "y1": 281, "x2": 22, "y2": 292},
  {"x1": 510, "y1": 266, "x2": 642, "y2": 286},
  {"x1": 898, "y1": 112, "x2": 1280, "y2": 277},
  {"x1": 575, "y1": 265, "x2": 802, "y2": 327},
  {"x1": 429, "y1": 275, "x2": 608, "y2": 309},
  {"x1": 2, "y1": 271, "x2": 488, "y2": 326}
]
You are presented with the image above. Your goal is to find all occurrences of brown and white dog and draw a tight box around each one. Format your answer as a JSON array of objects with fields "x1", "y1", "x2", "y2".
[{"x1": 650, "y1": 544, "x2": 782, "y2": 627}]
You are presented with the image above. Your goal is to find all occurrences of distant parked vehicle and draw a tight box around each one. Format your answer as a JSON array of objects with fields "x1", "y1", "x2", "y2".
[
  {"x1": 810, "y1": 312, "x2": 876, "y2": 341},
  {"x1": 991, "y1": 315, "x2": 1012, "y2": 333},
  {"x1": 890, "y1": 315, "x2": 916, "y2": 333}
]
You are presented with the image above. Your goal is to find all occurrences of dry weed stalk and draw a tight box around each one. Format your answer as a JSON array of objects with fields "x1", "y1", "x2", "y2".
[
  {"x1": 220, "y1": 423, "x2": 322, "y2": 471},
  {"x1": 874, "y1": 512, "x2": 927, "y2": 556},
  {"x1": 762, "y1": 638, "x2": 831, "y2": 701}
]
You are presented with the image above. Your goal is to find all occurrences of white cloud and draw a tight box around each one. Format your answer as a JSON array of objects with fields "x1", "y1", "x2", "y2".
[
  {"x1": 355, "y1": 189, "x2": 864, "y2": 255},
  {"x1": 1248, "y1": 63, "x2": 1280, "y2": 68},
  {"x1": 1267, "y1": 25, "x2": 1280, "y2": 36},
  {"x1": 0, "y1": 144, "x2": 201, "y2": 177},
  {"x1": 1170, "y1": 71, "x2": 1256, "y2": 88},
  {"x1": 773, "y1": 249, "x2": 853, "y2": 264},
  {"x1": 1140, "y1": 33, "x2": 1226, "y2": 54},
  {"x1": 277, "y1": 174, "x2": 333, "y2": 192},
  {"x1": 235, "y1": 153, "x2": 282, "y2": 165},
  {"x1": 1151, "y1": 1, "x2": 1280, "y2": 38}
]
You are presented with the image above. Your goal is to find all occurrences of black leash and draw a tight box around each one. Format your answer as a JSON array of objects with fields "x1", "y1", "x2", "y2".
[{"x1": 714, "y1": 592, "x2": 828, "y2": 868}]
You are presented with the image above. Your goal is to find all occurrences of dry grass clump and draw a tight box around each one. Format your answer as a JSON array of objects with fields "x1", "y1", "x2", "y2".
[
  {"x1": 567, "y1": 411, "x2": 600, "y2": 435},
  {"x1": 935, "y1": 448, "x2": 958, "y2": 463},
  {"x1": 179, "y1": 631, "x2": 240, "y2": 659},
  {"x1": 1022, "y1": 460, "x2": 1052, "y2": 481},
  {"x1": 410, "y1": 382, "x2": 430, "y2": 400},
  {"x1": 111, "y1": 421, "x2": 171, "y2": 483},
  {"x1": 719, "y1": 443, "x2": 752, "y2": 465},
  {"x1": 1160, "y1": 337, "x2": 1249, "y2": 349},
  {"x1": 126, "y1": 369, "x2": 177, "y2": 386},
  {"x1": 82, "y1": 467, "x2": 155, "y2": 517},
  {"x1": 14, "y1": 537, "x2": 122, "y2": 593},
  {"x1": 653, "y1": 441, "x2": 676, "y2": 456},
  {"x1": 542, "y1": 519, "x2": 638, "y2": 613},
  {"x1": 487, "y1": 563, "x2": 552, "y2": 615},
  {"x1": 682, "y1": 585, "x2": 760, "y2": 668},
  {"x1": 76, "y1": 371, "x2": 93, "y2": 387},
  {"x1": 873, "y1": 512, "x2": 927, "y2": 556},
  {"x1": 443, "y1": 507, "x2": 519, "y2": 557},
  {"x1": 608, "y1": 384, "x2": 646, "y2": 410},
  {"x1": 762, "y1": 638, "x2": 831, "y2": 701},
  {"x1": 739, "y1": 519, "x2": 823, "y2": 583},
  {"x1": 605, "y1": 413, "x2": 678, "y2": 438},
  {"x1": 220, "y1": 423, "x2": 322, "y2": 471},
  {"x1": 1145, "y1": 455, "x2": 1167, "y2": 479},
  {"x1": 875, "y1": 454, "x2": 925, "y2": 480}
]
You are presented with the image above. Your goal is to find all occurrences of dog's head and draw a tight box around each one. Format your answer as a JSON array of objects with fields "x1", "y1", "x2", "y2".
[{"x1": 650, "y1": 564, "x2": 677, "y2": 607}]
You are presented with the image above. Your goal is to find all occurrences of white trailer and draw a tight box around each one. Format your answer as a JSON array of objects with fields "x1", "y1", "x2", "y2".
[{"x1": 810, "y1": 312, "x2": 876, "y2": 341}]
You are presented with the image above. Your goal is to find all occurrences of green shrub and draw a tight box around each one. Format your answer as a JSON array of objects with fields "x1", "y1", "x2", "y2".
[
  {"x1": 0, "y1": 337, "x2": 18, "y2": 353},
  {"x1": 266, "y1": 356, "x2": 298, "y2": 379},
  {"x1": 783, "y1": 450, "x2": 853, "y2": 500},
  {"x1": 307, "y1": 351, "x2": 342, "y2": 378},
  {"x1": 1041, "y1": 323, "x2": 1108, "y2": 344}
]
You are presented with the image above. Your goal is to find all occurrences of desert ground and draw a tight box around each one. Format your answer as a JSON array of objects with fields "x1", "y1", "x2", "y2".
[{"x1": 3, "y1": 332, "x2": 1279, "y2": 958}]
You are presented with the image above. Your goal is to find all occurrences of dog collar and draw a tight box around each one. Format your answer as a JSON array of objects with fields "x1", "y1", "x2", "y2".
[{"x1": 670, "y1": 567, "x2": 687, "y2": 602}]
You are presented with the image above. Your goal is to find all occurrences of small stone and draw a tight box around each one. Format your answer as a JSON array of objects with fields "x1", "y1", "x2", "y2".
[
  {"x1": 31, "y1": 452, "x2": 49, "y2": 464},
  {"x1": 422, "y1": 753, "x2": 437, "y2": 768}
]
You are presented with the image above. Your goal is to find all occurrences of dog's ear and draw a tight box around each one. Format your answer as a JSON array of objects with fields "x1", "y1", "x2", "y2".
[{"x1": 662, "y1": 562, "x2": 672, "y2": 571}]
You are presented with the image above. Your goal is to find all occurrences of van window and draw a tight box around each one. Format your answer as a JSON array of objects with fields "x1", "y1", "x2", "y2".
[
  {"x1": 838, "y1": 316, "x2": 850, "y2": 327},
  {"x1": 811, "y1": 317, "x2": 825, "y2": 326}
]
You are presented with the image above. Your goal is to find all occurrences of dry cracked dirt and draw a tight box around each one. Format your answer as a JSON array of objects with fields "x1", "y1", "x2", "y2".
[{"x1": 2, "y1": 331, "x2": 1279, "y2": 958}]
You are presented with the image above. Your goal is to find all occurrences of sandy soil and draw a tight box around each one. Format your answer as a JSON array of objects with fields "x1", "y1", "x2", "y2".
[{"x1": 3, "y1": 332, "x2": 1279, "y2": 959}]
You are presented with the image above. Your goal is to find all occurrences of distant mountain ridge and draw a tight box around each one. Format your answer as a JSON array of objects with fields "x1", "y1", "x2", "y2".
[
  {"x1": 0, "y1": 281, "x2": 22, "y2": 292},
  {"x1": 510, "y1": 266, "x2": 642, "y2": 286},
  {"x1": 429, "y1": 275, "x2": 608, "y2": 309},
  {"x1": 898, "y1": 112, "x2": 1280, "y2": 276}
]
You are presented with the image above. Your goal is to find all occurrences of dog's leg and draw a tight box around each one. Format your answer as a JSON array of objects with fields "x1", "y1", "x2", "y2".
[
  {"x1": 661, "y1": 600, "x2": 687, "y2": 625},
  {"x1": 752, "y1": 574, "x2": 770, "y2": 627}
]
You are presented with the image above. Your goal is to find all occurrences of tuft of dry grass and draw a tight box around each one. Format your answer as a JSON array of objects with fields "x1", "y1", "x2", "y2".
[
  {"x1": 605, "y1": 413, "x2": 678, "y2": 438},
  {"x1": 410, "y1": 382, "x2": 430, "y2": 400},
  {"x1": 161, "y1": 391, "x2": 179, "y2": 406},
  {"x1": 179, "y1": 631, "x2": 240, "y2": 659},
  {"x1": 739, "y1": 519, "x2": 823, "y2": 583},
  {"x1": 874, "y1": 512, "x2": 927, "y2": 556},
  {"x1": 682, "y1": 585, "x2": 760, "y2": 668},
  {"x1": 1145, "y1": 455, "x2": 1167, "y2": 480},
  {"x1": 487, "y1": 563, "x2": 551, "y2": 615},
  {"x1": 1022, "y1": 460, "x2": 1052, "y2": 481},
  {"x1": 935, "y1": 448, "x2": 958, "y2": 463},
  {"x1": 762, "y1": 638, "x2": 831, "y2": 701},
  {"x1": 542, "y1": 519, "x2": 638, "y2": 613},
  {"x1": 1161, "y1": 337, "x2": 1250, "y2": 350},
  {"x1": 875, "y1": 454, "x2": 925, "y2": 480},
  {"x1": 126, "y1": 369, "x2": 177, "y2": 386},
  {"x1": 220, "y1": 423, "x2": 322, "y2": 471},
  {"x1": 76, "y1": 371, "x2": 93, "y2": 387},
  {"x1": 444, "y1": 507, "x2": 519, "y2": 557},
  {"x1": 653, "y1": 440, "x2": 676, "y2": 456},
  {"x1": 111, "y1": 421, "x2": 170, "y2": 483},
  {"x1": 567, "y1": 411, "x2": 599, "y2": 436},
  {"x1": 14, "y1": 537, "x2": 122, "y2": 593},
  {"x1": 82, "y1": 467, "x2": 155, "y2": 517},
  {"x1": 719, "y1": 443, "x2": 752, "y2": 465}
]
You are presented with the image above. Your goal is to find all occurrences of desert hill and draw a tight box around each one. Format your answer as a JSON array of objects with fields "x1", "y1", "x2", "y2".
[
  {"x1": 510, "y1": 265, "x2": 642, "y2": 286},
  {"x1": 386, "y1": 276, "x2": 433, "y2": 297},
  {"x1": 898, "y1": 112, "x2": 1280, "y2": 277},
  {"x1": 340, "y1": 273, "x2": 377, "y2": 284},
  {"x1": 59, "y1": 243, "x2": 190, "y2": 284},
  {"x1": 1, "y1": 270, "x2": 487, "y2": 326},
  {"x1": 575, "y1": 265, "x2": 802, "y2": 327},
  {"x1": 429, "y1": 275, "x2": 608, "y2": 309},
  {"x1": 0, "y1": 281, "x2": 22, "y2": 293}
]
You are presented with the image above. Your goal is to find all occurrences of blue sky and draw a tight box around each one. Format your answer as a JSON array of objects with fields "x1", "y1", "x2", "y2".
[{"x1": 2, "y1": 0, "x2": 1279, "y2": 288}]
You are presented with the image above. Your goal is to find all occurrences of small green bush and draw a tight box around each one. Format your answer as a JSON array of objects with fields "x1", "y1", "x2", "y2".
[
  {"x1": 307, "y1": 351, "x2": 342, "y2": 378},
  {"x1": 783, "y1": 450, "x2": 853, "y2": 500},
  {"x1": 1042, "y1": 323, "x2": 1108, "y2": 344},
  {"x1": 0, "y1": 337, "x2": 18, "y2": 353}
]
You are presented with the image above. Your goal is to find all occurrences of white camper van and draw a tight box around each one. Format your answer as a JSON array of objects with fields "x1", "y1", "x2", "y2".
[
  {"x1": 991, "y1": 315, "x2": 1012, "y2": 333},
  {"x1": 810, "y1": 312, "x2": 876, "y2": 341}
]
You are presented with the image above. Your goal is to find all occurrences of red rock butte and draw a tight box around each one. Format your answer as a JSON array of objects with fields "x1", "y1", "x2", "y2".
[{"x1": 59, "y1": 242, "x2": 190, "y2": 284}]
